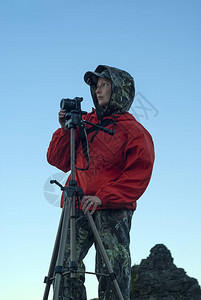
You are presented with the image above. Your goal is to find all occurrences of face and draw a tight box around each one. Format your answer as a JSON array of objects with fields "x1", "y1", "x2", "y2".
[{"x1": 95, "y1": 77, "x2": 112, "y2": 107}]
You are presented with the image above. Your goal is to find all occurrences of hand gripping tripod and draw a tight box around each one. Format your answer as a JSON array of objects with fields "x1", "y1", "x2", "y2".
[{"x1": 43, "y1": 110, "x2": 124, "y2": 300}]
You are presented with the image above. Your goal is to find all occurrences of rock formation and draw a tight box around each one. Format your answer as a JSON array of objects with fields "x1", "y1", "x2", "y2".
[{"x1": 130, "y1": 244, "x2": 201, "y2": 300}]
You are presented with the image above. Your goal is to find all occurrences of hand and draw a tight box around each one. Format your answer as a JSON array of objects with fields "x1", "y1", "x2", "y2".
[
  {"x1": 81, "y1": 195, "x2": 102, "y2": 215},
  {"x1": 58, "y1": 109, "x2": 67, "y2": 129}
]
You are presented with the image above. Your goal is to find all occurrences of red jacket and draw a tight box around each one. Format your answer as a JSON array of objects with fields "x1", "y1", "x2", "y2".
[{"x1": 47, "y1": 110, "x2": 154, "y2": 210}]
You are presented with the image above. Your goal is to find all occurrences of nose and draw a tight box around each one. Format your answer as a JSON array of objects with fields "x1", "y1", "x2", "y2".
[{"x1": 95, "y1": 86, "x2": 101, "y2": 94}]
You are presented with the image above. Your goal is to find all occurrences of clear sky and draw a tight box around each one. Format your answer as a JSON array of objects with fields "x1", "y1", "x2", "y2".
[{"x1": 0, "y1": 0, "x2": 201, "y2": 299}]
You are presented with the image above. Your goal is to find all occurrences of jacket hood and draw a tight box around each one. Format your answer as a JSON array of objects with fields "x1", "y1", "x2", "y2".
[{"x1": 84, "y1": 65, "x2": 135, "y2": 120}]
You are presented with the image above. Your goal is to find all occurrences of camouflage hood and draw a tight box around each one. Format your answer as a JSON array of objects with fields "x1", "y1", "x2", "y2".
[{"x1": 84, "y1": 65, "x2": 135, "y2": 120}]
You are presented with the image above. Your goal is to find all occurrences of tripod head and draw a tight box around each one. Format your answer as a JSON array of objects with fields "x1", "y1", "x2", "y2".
[
  {"x1": 65, "y1": 110, "x2": 87, "y2": 129},
  {"x1": 50, "y1": 179, "x2": 84, "y2": 199}
]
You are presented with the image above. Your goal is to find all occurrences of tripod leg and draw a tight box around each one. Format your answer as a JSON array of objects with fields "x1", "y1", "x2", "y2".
[
  {"x1": 43, "y1": 208, "x2": 64, "y2": 300},
  {"x1": 87, "y1": 212, "x2": 124, "y2": 300},
  {"x1": 69, "y1": 195, "x2": 77, "y2": 278},
  {"x1": 53, "y1": 197, "x2": 72, "y2": 300}
]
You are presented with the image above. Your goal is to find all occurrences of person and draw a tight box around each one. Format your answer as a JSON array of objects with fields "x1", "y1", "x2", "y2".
[{"x1": 47, "y1": 65, "x2": 155, "y2": 300}]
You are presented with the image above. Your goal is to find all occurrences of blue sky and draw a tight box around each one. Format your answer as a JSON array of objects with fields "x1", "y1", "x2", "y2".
[{"x1": 0, "y1": 0, "x2": 201, "y2": 299}]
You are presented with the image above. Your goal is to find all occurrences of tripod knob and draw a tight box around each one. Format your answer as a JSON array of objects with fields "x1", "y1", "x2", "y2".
[{"x1": 69, "y1": 180, "x2": 77, "y2": 186}]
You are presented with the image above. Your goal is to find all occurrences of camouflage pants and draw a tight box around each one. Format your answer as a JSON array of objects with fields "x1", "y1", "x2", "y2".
[{"x1": 58, "y1": 209, "x2": 133, "y2": 300}]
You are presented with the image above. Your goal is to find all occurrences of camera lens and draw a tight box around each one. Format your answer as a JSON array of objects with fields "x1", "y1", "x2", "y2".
[
  {"x1": 60, "y1": 98, "x2": 74, "y2": 111},
  {"x1": 60, "y1": 97, "x2": 83, "y2": 112}
]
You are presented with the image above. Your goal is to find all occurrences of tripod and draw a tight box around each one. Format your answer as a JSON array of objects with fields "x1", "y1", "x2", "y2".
[{"x1": 43, "y1": 112, "x2": 124, "y2": 300}]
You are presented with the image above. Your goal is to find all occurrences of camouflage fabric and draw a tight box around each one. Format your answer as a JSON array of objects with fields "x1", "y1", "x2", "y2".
[
  {"x1": 84, "y1": 65, "x2": 135, "y2": 120},
  {"x1": 58, "y1": 209, "x2": 133, "y2": 300}
]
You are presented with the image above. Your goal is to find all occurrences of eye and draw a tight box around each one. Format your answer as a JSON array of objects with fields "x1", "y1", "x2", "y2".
[{"x1": 96, "y1": 82, "x2": 109, "y2": 89}]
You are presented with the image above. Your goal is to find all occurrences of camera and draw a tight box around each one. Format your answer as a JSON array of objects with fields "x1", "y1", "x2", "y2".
[
  {"x1": 60, "y1": 97, "x2": 83, "y2": 112},
  {"x1": 60, "y1": 97, "x2": 86, "y2": 128}
]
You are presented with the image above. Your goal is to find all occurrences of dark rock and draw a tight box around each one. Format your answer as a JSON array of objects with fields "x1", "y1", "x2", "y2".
[{"x1": 131, "y1": 244, "x2": 201, "y2": 300}]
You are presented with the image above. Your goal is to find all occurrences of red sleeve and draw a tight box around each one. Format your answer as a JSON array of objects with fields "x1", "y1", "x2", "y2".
[
  {"x1": 47, "y1": 128, "x2": 80, "y2": 172},
  {"x1": 95, "y1": 133, "x2": 155, "y2": 210}
]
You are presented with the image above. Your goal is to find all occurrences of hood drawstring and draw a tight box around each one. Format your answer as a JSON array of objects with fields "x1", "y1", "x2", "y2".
[
  {"x1": 87, "y1": 117, "x2": 116, "y2": 143},
  {"x1": 75, "y1": 117, "x2": 116, "y2": 171}
]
